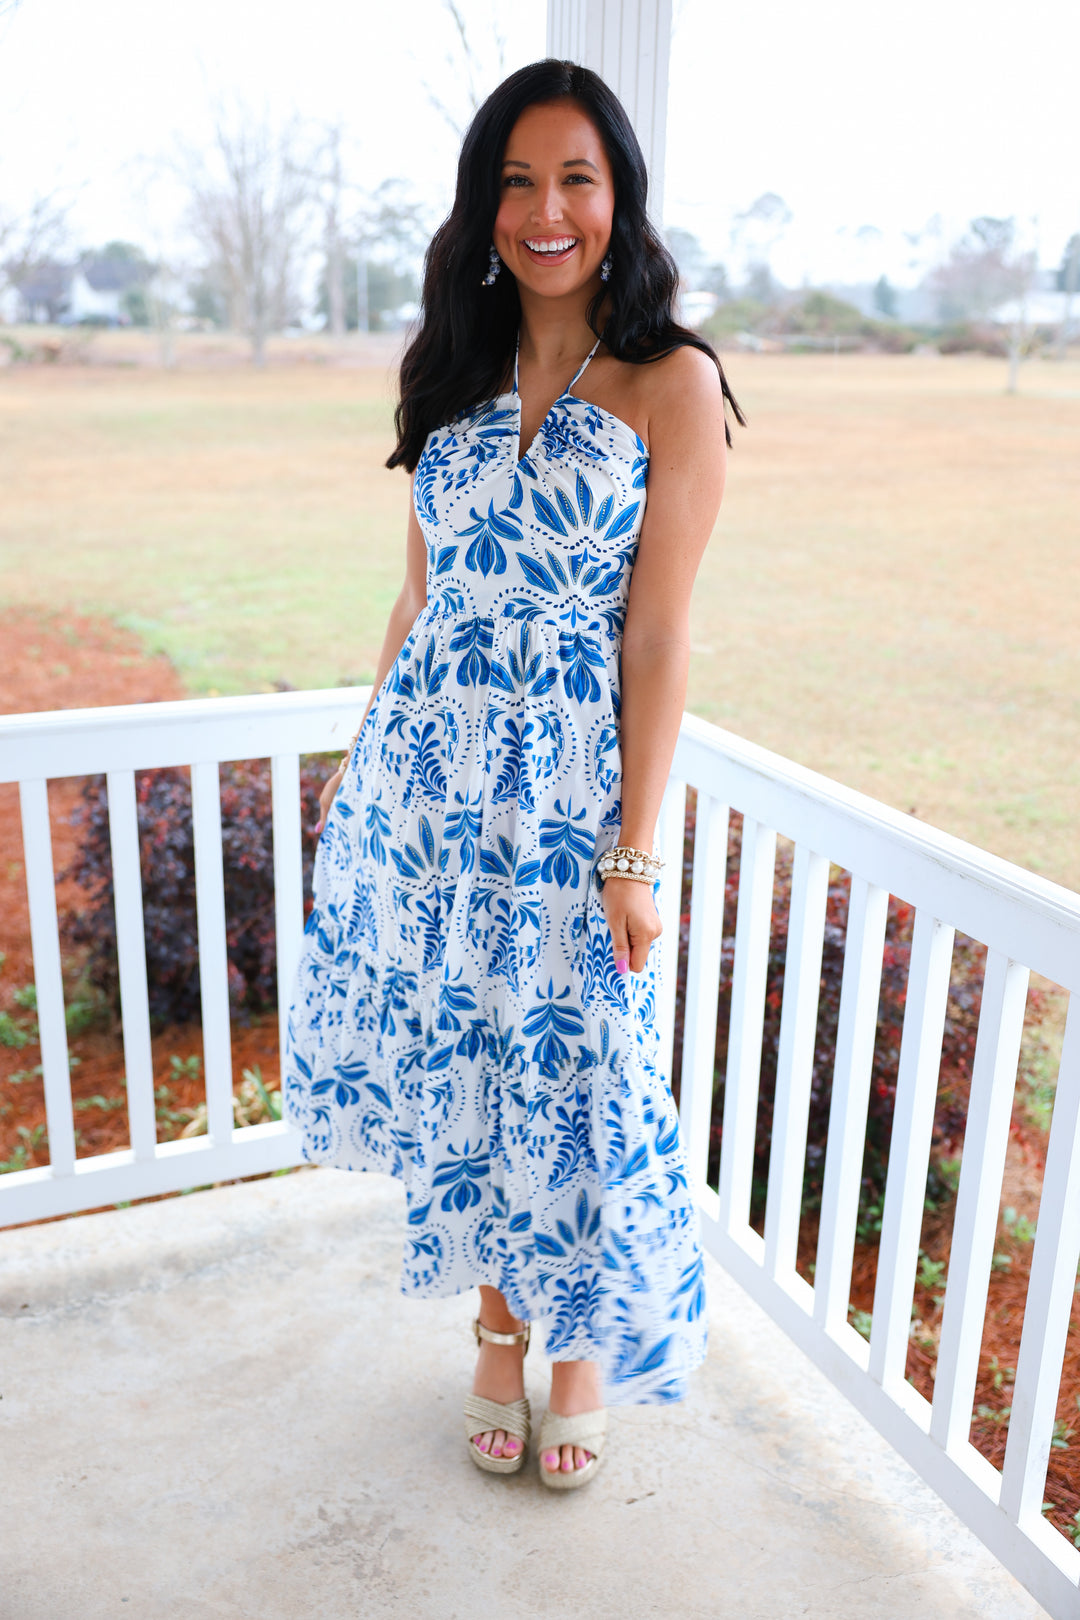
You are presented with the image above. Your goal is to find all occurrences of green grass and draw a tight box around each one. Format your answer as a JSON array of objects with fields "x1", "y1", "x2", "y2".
[{"x1": 2, "y1": 345, "x2": 1078, "y2": 892}]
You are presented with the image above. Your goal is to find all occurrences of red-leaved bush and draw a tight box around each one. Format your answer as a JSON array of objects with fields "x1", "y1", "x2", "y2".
[
  {"x1": 669, "y1": 807, "x2": 985, "y2": 1219},
  {"x1": 63, "y1": 759, "x2": 325, "y2": 1026}
]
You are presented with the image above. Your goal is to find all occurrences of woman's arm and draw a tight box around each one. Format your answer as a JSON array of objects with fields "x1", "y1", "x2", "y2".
[
  {"x1": 357, "y1": 491, "x2": 429, "y2": 727},
  {"x1": 318, "y1": 482, "x2": 428, "y2": 828},
  {"x1": 603, "y1": 347, "x2": 729, "y2": 972}
]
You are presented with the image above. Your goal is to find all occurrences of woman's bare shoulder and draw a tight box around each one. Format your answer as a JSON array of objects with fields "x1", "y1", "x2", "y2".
[
  {"x1": 644, "y1": 343, "x2": 722, "y2": 404},
  {"x1": 628, "y1": 345, "x2": 725, "y2": 451},
  {"x1": 615, "y1": 341, "x2": 718, "y2": 414}
]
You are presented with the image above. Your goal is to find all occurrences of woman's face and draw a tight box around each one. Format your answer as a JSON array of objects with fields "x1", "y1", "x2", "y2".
[{"x1": 493, "y1": 98, "x2": 615, "y2": 299}]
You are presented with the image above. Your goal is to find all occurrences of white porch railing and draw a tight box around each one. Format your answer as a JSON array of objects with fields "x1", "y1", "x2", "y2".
[{"x1": 1, "y1": 691, "x2": 1078, "y2": 1619}]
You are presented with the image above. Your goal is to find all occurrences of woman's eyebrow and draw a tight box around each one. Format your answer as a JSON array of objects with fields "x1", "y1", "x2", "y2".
[{"x1": 500, "y1": 157, "x2": 601, "y2": 172}]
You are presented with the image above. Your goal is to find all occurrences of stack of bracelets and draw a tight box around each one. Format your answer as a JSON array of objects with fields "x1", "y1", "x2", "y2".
[
  {"x1": 338, "y1": 726, "x2": 362, "y2": 776},
  {"x1": 597, "y1": 845, "x2": 664, "y2": 886}
]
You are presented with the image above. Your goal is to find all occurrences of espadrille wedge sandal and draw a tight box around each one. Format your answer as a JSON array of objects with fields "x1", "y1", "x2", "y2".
[
  {"x1": 465, "y1": 1318, "x2": 532, "y2": 1475},
  {"x1": 537, "y1": 1406, "x2": 607, "y2": 1491}
]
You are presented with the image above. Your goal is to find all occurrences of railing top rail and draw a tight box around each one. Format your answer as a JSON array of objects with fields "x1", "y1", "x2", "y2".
[
  {"x1": 675, "y1": 713, "x2": 1080, "y2": 989},
  {"x1": 2, "y1": 693, "x2": 1077, "y2": 982},
  {"x1": 0, "y1": 687, "x2": 372, "y2": 784}
]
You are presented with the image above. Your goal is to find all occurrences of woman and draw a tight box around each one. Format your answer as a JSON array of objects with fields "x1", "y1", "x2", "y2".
[{"x1": 285, "y1": 58, "x2": 741, "y2": 1490}]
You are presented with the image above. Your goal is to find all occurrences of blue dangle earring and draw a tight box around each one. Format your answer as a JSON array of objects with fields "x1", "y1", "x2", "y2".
[
  {"x1": 482, "y1": 244, "x2": 501, "y2": 286},
  {"x1": 600, "y1": 252, "x2": 612, "y2": 282}
]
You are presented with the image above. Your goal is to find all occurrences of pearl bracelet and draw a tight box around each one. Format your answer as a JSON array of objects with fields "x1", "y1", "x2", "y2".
[{"x1": 597, "y1": 845, "x2": 664, "y2": 885}]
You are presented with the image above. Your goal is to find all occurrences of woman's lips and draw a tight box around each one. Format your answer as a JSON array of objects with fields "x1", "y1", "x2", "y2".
[{"x1": 520, "y1": 237, "x2": 580, "y2": 266}]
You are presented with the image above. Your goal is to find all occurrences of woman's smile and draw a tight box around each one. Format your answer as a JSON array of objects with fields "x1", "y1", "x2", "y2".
[{"x1": 520, "y1": 234, "x2": 581, "y2": 265}]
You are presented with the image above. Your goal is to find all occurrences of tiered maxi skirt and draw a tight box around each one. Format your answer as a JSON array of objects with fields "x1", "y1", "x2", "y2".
[{"x1": 284, "y1": 600, "x2": 708, "y2": 1405}]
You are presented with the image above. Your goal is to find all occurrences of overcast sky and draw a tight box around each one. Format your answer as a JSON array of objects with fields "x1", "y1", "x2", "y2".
[{"x1": 1, "y1": 0, "x2": 1076, "y2": 287}]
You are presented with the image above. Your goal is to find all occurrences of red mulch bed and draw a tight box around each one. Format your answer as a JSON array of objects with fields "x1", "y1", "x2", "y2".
[
  {"x1": 1, "y1": 607, "x2": 1077, "y2": 1550},
  {"x1": 0, "y1": 608, "x2": 285, "y2": 1199}
]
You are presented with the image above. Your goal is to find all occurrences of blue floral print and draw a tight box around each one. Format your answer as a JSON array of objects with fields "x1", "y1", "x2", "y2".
[{"x1": 284, "y1": 346, "x2": 707, "y2": 1405}]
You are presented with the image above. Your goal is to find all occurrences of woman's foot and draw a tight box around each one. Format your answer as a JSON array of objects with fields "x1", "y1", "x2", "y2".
[
  {"x1": 470, "y1": 1287, "x2": 528, "y2": 1462},
  {"x1": 541, "y1": 1359, "x2": 603, "y2": 1477}
]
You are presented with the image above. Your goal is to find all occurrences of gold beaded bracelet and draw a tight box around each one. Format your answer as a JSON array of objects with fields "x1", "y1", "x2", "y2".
[
  {"x1": 598, "y1": 845, "x2": 664, "y2": 885},
  {"x1": 338, "y1": 721, "x2": 364, "y2": 776}
]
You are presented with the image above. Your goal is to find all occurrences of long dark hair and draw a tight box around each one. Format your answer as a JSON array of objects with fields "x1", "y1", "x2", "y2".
[{"x1": 387, "y1": 59, "x2": 744, "y2": 472}]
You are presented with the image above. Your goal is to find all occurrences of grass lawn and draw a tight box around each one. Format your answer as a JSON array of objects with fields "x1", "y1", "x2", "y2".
[{"x1": 1, "y1": 343, "x2": 1078, "y2": 891}]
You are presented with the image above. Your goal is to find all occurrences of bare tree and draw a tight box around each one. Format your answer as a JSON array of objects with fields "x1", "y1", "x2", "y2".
[
  {"x1": 321, "y1": 125, "x2": 347, "y2": 345},
  {"x1": 352, "y1": 180, "x2": 429, "y2": 333},
  {"x1": 1054, "y1": 231, "x2": 1080, "y2": 360},
  {"x1": 183, "y1": 104, "x2": 314, "y2": 365},
  {"x1": 0, "y1": 188, "x2": 72, "y2": 309},
  {"x1": 415, "y1": 0, "x2": 508, "y2": 138},
  {"x1": 729, "y1": 192, "x2": 792, "y2": 300},
  {"x1": 929, "y1": 216, "x2": 1038, "y2": 391}
]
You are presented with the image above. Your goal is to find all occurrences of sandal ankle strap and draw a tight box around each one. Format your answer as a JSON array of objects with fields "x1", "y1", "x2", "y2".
[{"x1": 474, "y1": 1316, "x2": 531, "y2": 1351}]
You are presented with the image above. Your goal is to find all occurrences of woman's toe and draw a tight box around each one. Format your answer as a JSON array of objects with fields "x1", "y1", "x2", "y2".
[
  {"x1": 503, "y1": 1434, "x2": 521, "y2": 1457},
  {"x1": 574, "y1": 1445, "x2": 591, "y2": 1470},
  {"x1": 473, "y1": 1429, "x2": 491, "y2": 1454},
  {"x1": 560, "y1": 1444, "x2": 575, "y2": 1473},
  {"x1": 541, "y1": 1447, "x2": 560, "y2": 1472},
  {"x1": 490, "y1": 1427, "x2": 507, "y2": 1458}
]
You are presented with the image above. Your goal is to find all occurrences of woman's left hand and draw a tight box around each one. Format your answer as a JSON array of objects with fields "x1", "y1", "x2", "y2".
[{"x1": 601, "y1": 877, "x2": 662, "y2": 974}]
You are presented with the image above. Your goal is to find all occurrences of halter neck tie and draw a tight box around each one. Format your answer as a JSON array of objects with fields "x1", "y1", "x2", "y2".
[{"x1": 513, "y1": 332, "x2": 602, "y2": 396}]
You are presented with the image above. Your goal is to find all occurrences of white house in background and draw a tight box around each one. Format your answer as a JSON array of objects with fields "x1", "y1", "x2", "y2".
[
  {"x1": 679, "y1": 289, "x2": 718, "y2": 328},
  {"x1": 10, "y1": 254, "x2": 153, "y2": 324},
  {"x1": 991, "y1": 290, "x2": 1073, "y2": 329}
]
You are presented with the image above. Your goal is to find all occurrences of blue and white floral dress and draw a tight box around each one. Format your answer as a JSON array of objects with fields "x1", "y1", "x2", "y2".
[{"x1": 284, "y1": 340, "x2": 706, "y2": 1404}]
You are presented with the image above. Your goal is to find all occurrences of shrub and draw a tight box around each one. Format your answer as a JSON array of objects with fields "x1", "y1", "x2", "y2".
[
  {"x1": 63, "y1": 759, "x2": 325, "y2": 1026},
  {"x1": 703, "y1": 289, "x2": 921, "y2": 354},
  {"x1": 936, "y1": 321, "x2": 1008, "y2": 357},
  {"x1": 670, "y1": 810, "x2": 984, "y2": 1222}
]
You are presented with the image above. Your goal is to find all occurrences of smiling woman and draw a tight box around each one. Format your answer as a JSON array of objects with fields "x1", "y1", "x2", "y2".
[{"x1": 283, "y1": 58, "x2": 743, "y2": 1494}]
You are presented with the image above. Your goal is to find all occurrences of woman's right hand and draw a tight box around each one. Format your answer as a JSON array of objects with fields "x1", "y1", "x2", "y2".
[{"x1": 315, "y1": 761, "x2": 346, "y2": 836}]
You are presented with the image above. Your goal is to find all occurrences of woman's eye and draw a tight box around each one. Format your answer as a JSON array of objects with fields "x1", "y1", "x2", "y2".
[{"x1": 502, "y1": 175, "x2": 530, "y2": 187}]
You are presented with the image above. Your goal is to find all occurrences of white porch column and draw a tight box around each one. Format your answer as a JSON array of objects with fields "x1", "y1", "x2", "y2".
[{"x1": 546, "y1": 0, "x2": 673, "y2": 224}]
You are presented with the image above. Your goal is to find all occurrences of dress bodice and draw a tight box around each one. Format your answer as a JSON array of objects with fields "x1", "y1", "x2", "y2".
[{"x1": 413, "y1": 340, "x2": 649, "y2": 638}]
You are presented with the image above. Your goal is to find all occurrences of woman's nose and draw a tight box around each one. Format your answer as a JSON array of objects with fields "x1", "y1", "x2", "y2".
[{"x1": 531, "y1": 181, "x2": 564, "y2": 225}]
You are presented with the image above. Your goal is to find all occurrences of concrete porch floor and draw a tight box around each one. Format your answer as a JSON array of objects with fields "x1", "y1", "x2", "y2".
[{"x1": 0, "y1": 1168, "x2": 1049, "y2": 1620}]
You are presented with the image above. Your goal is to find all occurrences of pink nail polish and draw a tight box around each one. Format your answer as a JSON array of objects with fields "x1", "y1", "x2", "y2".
[
  {"x1": 543, "y1": 1451, "x2": 557, "y2": 1467},
  {"x1": 616, "y1": 956, "x2": 628, "y2": 974},
  {"x1": 315, "y1": 820, "x2": 323, "y2": 836}
]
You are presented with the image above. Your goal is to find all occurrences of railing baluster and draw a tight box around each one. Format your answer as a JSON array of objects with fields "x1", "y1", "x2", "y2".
[
  {"x1": 717, "y1": 816, "x2": 777, "y2": 1238},
  {"x1": 17, "y1": 779, "x2": 76, "y2": 1175},
  {"x1": 1000, "y1": 995, "x2": 1080, "y2": 1530},
  {"x1": 271, "y1": 753, "x2": 304, "y2": 1078},
  {"x1": 106, "y1": 770, "x2": 157, "y2": 1159},
  {"x1": 931, "y1": 950, "x2": 1028, "y2": 1455},
  {"x1": 678, "y1": 791, "x2": 728, "y2": 1189},
  {"x1": 190, "y1": 761, "x2": 234, "y2": 1144},
  {"x1": 654, "y1": 776, "x2": 687, "y2": 1083},
  {"x1": 814, "y1": 877, "x2": 890, "y2": 1336},
  {"x1": 869, "y1": 908, "x2": 955, "y2": 1393},
  {"x1": 764, "y1": 844, "x2": 830, "y2": 1282}
]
